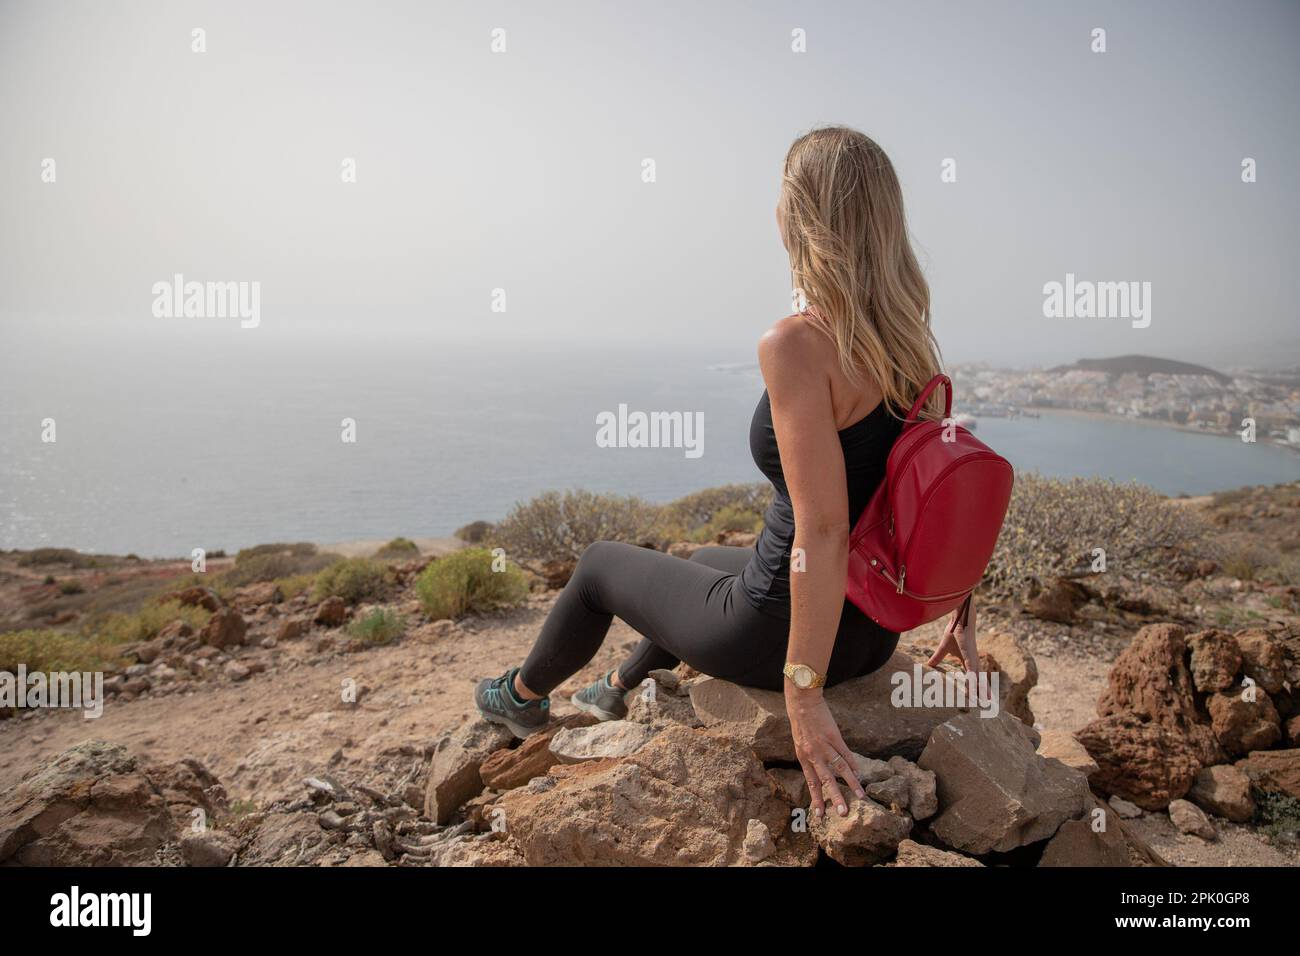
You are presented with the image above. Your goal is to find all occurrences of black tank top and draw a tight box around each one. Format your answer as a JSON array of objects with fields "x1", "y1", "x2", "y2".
[{"x1": 738, "y1": 390, "x2": 903, "y2": 619}]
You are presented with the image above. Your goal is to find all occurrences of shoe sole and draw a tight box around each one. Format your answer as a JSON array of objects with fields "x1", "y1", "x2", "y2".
[
  {"x1": 476, "y1": 706, "x2": 547, "y2": 740},
  {"x1": 570, "y1": 693, "x2": 625, "y2": 723}
]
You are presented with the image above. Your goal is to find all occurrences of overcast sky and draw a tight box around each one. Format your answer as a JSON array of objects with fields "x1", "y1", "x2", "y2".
[{"x1": 2, "y1": 0, "x2": 1297, "y2": 368}]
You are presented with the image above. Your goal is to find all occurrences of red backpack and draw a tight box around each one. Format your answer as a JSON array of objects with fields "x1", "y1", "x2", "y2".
[{"x1": 846, "y1": 374, "x2": 1013, "y2": 632}]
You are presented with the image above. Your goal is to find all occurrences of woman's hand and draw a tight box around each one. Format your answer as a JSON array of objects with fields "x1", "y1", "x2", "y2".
[
  {"x1": 926, "y1": 594, "x2": 979, "y2": 672},
  {"x1": 786, "y1": 685, "x2": 865, "y2": 818}
]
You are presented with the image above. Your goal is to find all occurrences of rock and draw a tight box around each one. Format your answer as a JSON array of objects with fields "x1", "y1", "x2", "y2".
[
  {"x1": 890, "y1": 838, "x2": 984, "y2": 867},
  {"x1": 277, "y1": 617, "x2": 309, "y2": 641},
  {"x1": 1233, "y1": 629, "x2": 1287, "y2": 694},
  {"x1": 495, "y1": 725, "x2": 808, "y2": 866},
  {"x1": 1168, "y1": 799, "x2": 1217, "y2": 840},
  {"x1": 865, "y1": 775, "x2": 911, "y2": 810},
  {"x1": 224, "y1": 661, "x2": 251, "y2": 682},
  {"x1": 810, "y1": 796, "x2": 911, "y2": 866},
  {"x1": 233, "y1": 581, "x2": 284, "y2": 609},
  {"x1": 1205, "y1": 688, "x2": 1280, "y2": 757},
  {"x1": 422, "y1": 719, "x2": 516, "y2": 825},
  {"x1": 181, "y1": 830, "x2": 237, "y2": 867},
  {"x1": 0, "y1": 742, "x2": 190, "y2": 866},
  {"x1": 688, "y1": 651, "x2": 964, "y2": 762},
  {"x1": 1076, "y1": 712, "x2": 1201, "y2": 810},
  {"x1": 1286, "y1": 714, "x2": 1300, "y2": 747},
  {"x1": 917, "y1": 712, "x2": 1089, "y2": 854},
  {"x1": 1188, "y1": 765, "x2": 1255, "y2": 822},
  {"x1": 767, "y1": 768, "x2": 809, "y2": 808},
  {"x1": 978, "y1": 629, "x2": 1038, "y2": 725},
  {"x1": 1108, "y1": 796, "x2": 1143, "y2": 819},
  {"x1": 199, "y1": 608, "x2": 248, "y2": 650},
  {"x1": 886, "y1": 756, "x2": 938, "y2": 821},
  {"x1": 1233, "y1": 749, "x2": 1300, "y2": 800},
  {"x1": 1095, "y1": 623, "x2": 1224, "y2": 767},
  {"x1": 156, "y1": 620, "x2": 194, "y2": 644},
  {"x1": 314, "y1": 597, "x2": 348, "y2": 627},
  {"x1": 743, "y1": 819, "x2": 776, "y2": 862},
  {"x1": 667, "y1": 541, "x2": 706, "y2": 560},
  {"x1": 1036, "y1": 729, "x2": 1099, "y2": 776},
  {"x1": 478, "y1": 713, "x2": 598, "y2": 791},
  {"x1": 626, "y1": 683, "x2": 701, "y2": 729},
  {"x1": 163, "y1": 586, "x2": 222, "y2": 612},
  {"x1": 847, "y1": 753, "x2": 894, "y2": 784},
  {"x1": 549, "y1": 721, "x2": 656, "y2": 763},
  {"x1": 1187, "y1": 629, "x2": 1241, "y2": 692},
  {"x1": 1038, "y1": 796, "x2": 1137, "y2": 867},
  {"x1": 647, "y1": 668, "x2": 682, "y2": 695},
  {"x1": 1026, "y1": 577, "x2": 1090, "y2": 623},
  {"x1": 132, "y1": 639, "x2": 165, "y2": 665}
]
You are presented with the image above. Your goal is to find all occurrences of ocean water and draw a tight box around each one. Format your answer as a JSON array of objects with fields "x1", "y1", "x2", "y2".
[{"x1": 1, "y1": 334, "x2": 1296, "y2": 558}]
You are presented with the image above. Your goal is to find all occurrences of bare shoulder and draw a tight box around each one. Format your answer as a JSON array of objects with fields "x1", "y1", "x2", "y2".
[{"x1": 757, "y1": 314, "x2": 833, "y2": 372}]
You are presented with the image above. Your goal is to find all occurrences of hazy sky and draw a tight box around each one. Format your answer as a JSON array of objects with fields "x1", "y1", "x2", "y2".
[{"x1": 2, "y1": 0, "x2": 1298, "y2": 368}]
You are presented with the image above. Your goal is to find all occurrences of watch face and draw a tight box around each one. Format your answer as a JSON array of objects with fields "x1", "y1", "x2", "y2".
[{"x1": 792, "y1": 665, "x2": 813, "y2": 688}]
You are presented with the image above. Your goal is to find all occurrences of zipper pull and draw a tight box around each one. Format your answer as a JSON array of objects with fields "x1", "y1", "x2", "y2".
[{"x1": 896, "y1": 566, "x2": 906, "y2": 594}]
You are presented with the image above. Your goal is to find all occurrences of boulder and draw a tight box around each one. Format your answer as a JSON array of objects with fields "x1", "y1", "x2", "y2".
[
  {"x1": 1186, "y1": 629, "x2": 1241, "y2": 693},
  {"x1": 1108, "y1": 796, "x2": 1143, "y2": 819},
  {"x1": 889, "y1": 838, "x2": 984, "y2": 867},
  {"x1": 494, "y1": 724, "x2": 810, "y2": 866},
  {"x1": 1205, "y1": 688, "x2": 1280, "y2": 757},
  {"x1": 917, "y1": 712, "x2": 1089, "y2": 854},
  {"x1": 233, "y1": 581, "x2": 284, "y2": 609},
  {"x1": 1188, "y1": 764, "x2": 1255, "y2": 822},
  {"x1": 1233, "y1": 629, "x2": 1287, "y2": 694},
  {"x1": 156, "y1": 620, "x2": 195, "y2": 644},
  {"x1": 1038, "y1": 796, "x2": 1132, "y2": 867},
  {"x1": 1095, "y1": 623, "x2": 1224, "y2": 767},
  {"x1": 1233, "y1": 749, "x2": 1300, "y2": 800},
  {"x1": 277, "y1": 616, "x2": 310, "y2": 641},
  {"x1": 979, "y1": 629, "x2": 1038, "y2": 725},
  {"x1": 181, "y1": 830, "x2": 238, "y2": 867},
  {"x1": 199, "y1": 608, "x2": 247, "y2": 650},
  {"x1": 1076, "y1": 712, "x2": 1201, "y2": 810},
  {"x1": 1036, "y1": 729, "x2": 1099, "y2": 776},
  {"x1": 810, "y1": 796, "x2": 911, "y2": 866},
  {"x1": 1168, "y1": 799, "x2": 1217, "y2": 840},
  {"x1": 627, "y1": 682, "x2": 701, "y2": 729},
  {"x1": 549, "y1": 721, "x2": 656, "y2": 763},
  {"x1": 688, "y1": 651, "x2": 964, "y2": 762},
  {"x1": 163, "y1": 586, "x2": 222, "y2": 612},
  {"x1": 766, "y1": 768, "x2": 809, "y2": 808},
  {"x1": 314, "y1": 597, "x2": 348, "y2": 627},
  {"x1": 479, "y1": 713, "x2": 598, "y2": 791},
  {"x1": 422, "y1": 719, "x2": 515, "y2": 824}
]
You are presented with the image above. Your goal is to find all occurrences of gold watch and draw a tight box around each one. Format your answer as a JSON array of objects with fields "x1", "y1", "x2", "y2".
[{"x1": 783, "y1": 662, "x2": 826, "y2": 690}]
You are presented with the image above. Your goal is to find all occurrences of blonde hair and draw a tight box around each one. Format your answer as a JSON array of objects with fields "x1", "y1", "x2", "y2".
[{"x1": 780, "y1": 126, "x2": 943, "y2": 420}]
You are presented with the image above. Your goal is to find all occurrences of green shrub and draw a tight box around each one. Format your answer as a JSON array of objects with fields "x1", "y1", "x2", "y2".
[
  {"x1": 91, "y1": 599, "x2": 212, "y2": 645},
  {"x1": 313, "y1": 558, "x2": 390, "y2": 604},
  {"x1": 983, "y1": 473, "x2": 1207, "y2": 599},
  {"x1": 659, "y1": 483, "x2": 772, "y2": 539},
  {"x1": 374, "y1": 537, "x2": 420, "y2": 560},
  {"x1": 492, "y1": 490, "x2": 664, "y2": 562},
  {"x1": 221, "y1": 544, "x2": 339, "y2": 588},
  {"x1": 688, "y1": 504, "x2": 766, "y2": 543},
  {"x1": 346, "y1": 608, "x2": 407, "y2": 645},
  {"x1": 17, "y1": 548, "x2": 102, "y2": 569},
  {"x1": 415, "y1": 549, "x2": 528, "y2": 619},
  {"x1": 1254, "y1": 789, "x2": 1300, "y2": 840},
  {"x1": 454, "y1": 521, "x2": 494, "y2": 544},
  {"x1": 58, "y1": 580, "x2": 85, "y2": 595},
  {"x1": 0, "y1": 628, "x2": 124, "y2": 674}
]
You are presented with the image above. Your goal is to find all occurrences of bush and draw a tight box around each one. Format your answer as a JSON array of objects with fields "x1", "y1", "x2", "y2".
[
  {"x1": 415, "y1": 548, "x2": 528, "y2": 620},
  {"x1": 688, "y1": 504, "x2": 766, "y2": 543},
  {"x1": 659, "y1": 483, "x2": 772, "y2": 539},
  {"x1": 1254, "y1": 789, "x2": 1300, "y2": 840},
  {"x1": 454, "y1": 521, "x2": 494, "y2": 544},
  {"x1": 313, "y1": 558, "x2": 391, "y2": 604},
  {"x1": 17, "y1": 548, "x2": 102, "y2": 569},
  {"x1": 346, "y1": 608, "x2": 407, "y2": 646},
  {"x1": 0, "y1": 628, "x2": 124, "y2": 674},
  {"x1": 58, "y1": 580, "x2": 85, "y2": 595},
  {"x1": 222, "y1": 544, "x2": 339, "y2": 588},
  {"x1": 91, "y1": 599, "x2": 212, "y2": 645},
  {"x1": 492, "y1": 490, "x2": 664, "y2": 563},
  {"x1": 374, "y1": 537, "x2": 419, "y2": 560},
  {"x1": 983, "y1": 473, "x2": 1208, "y2": 599}
]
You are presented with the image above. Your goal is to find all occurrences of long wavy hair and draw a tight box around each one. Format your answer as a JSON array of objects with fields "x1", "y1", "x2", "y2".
[{"x1": 779, "y1": 126, "x2": 943, "y2": 420}]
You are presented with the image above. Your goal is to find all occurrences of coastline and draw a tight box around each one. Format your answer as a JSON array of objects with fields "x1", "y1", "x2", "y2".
[{"x1": 1021, "y1": 406, "x2": 1300, "y2": 454}]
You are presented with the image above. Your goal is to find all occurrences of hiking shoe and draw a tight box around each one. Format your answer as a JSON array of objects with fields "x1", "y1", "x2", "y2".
[
  {"x1": 571, "y1": 670, "x2": 629, "y2": 722},
  {"x1": 475, "y1": 667, "x2": 550, "y2": 738}
]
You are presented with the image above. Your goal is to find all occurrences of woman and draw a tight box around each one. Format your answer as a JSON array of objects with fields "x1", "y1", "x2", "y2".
[{"x1": 475, "y1": 126, "x2": 976, "y2": 820}]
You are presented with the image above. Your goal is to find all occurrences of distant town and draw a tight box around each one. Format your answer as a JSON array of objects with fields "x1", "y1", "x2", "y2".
[{"x1": 951, "y1": 355, "x2": 1300, "y2": 449}]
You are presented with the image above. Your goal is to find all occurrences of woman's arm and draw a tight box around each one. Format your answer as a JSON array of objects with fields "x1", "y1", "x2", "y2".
[{"x1": 758, "y1": 318, "x2": 866, "y2": 818}]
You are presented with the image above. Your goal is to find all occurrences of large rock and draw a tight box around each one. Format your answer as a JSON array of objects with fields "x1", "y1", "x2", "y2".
[
  {"x1": 1076, "y1": 712, "x2": 1201, "y2": 810},
  {"x1": 1168, "y1": 799, "x2": 1217, "y2": 840},
  {"x1": 1205, "y1": 688, "x2": 1280, "y2": 757},
  {"x1": 1038, "y1": 794, "x2": 1165, "y2": 867},
  {"x1": 1096, "y1": 623, "x2": 1224, "y2": 767},
  {"x1": 479, "y1": 713, "x2": 598, "y2": 791},
  {"x1": 0, "y1": 741, "x2": 215, "y2": 866},
  {"x1": 809, "y1": 796, "x2": 911, "y2": 866},
  {"x1": 688, "y1": 651, "x2": 964, "y2": 762},
  {"x1": 494, "y1": 724, "x2": 810, "y2": 866},
  {"x1": 1187, "y1": 764, "x2": 1255, "y2": 822},
  {"x1": 199, "y1": 608, "x2": 247, "y2": 650},
  {"x1": 549, "y1": 721, "x2": 656, "y2": 763},
  {"x1": 889, "y1": 838, "x2": 984, "y2": 867},
  {"x1": 917, "y1": 712, "x2": 1089, "y2": 854},
  {"x1": 1233, "y1": 749, "x2": 1300, "y2": 800},
  {"x1": 979, "y1": 629, "x2": 1038, "y2": 725},
  {"x1": 1234, "y1": 629, "x2": 1287, "y2": 694},
  {"x1": 1036, "y1": 729, "x2": 1099, "y2": 776},
  {"x1": 1186, "y1": 629, "x2": 1241, "y2": 693},
  {"x1": 423, "y1": 719, "x2": 515, "y2": 824}
]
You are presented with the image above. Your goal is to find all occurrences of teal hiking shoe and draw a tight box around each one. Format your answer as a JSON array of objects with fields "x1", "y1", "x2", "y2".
[
  {"x1": 571, "y1": 670, "x2": 629, "y2": 722},
  {"x1": 475, "y1": 667, "x2": 550, "y2": 738}
]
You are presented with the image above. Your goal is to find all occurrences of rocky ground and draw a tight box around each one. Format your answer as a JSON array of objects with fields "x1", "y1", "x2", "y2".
[{"x1": 1, "y1": 482, "x2": 1298, "y2": 866}]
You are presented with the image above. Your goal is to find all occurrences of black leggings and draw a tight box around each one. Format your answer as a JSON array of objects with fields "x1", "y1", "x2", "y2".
[{"x1": 518, "y1": 542, "x2": 899, "y2": 696}]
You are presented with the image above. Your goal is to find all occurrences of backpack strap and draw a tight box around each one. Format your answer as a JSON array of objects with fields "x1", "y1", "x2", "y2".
[{"x1": 903, "y1": 374, "x2": 952, "y2": 426}]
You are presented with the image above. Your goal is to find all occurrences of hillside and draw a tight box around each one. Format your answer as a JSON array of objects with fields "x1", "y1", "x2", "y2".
[{"x1": 1051, "y1": 354, "x2": 1233, "y2": 384}]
